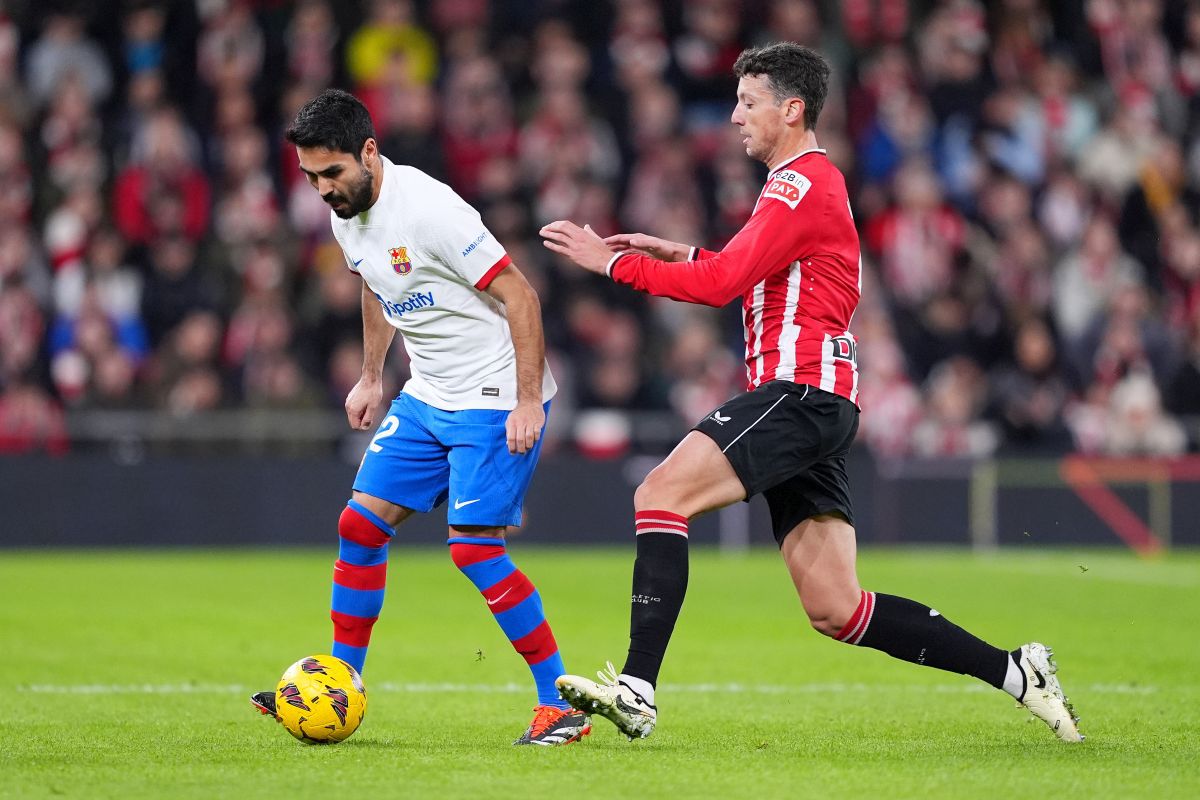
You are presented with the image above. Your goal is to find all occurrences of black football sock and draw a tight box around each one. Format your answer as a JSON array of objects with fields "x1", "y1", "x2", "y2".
[
  {"x1": 838, "y1": 591, "x2": 1010, "y2": 689},
  {"x1": 621, "y1": 511, "x2": 690, "y2": 686}
]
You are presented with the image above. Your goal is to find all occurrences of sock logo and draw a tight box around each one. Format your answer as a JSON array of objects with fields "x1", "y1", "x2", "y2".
[
  {"x1": 929, "y1": 609, "x2": 940, "y2": 617},
  {"x1": 631, "y1": 594, "x2": 661, "y2": 605},
  {"x1": 487, "y1": 587, "x2": 513, "y2": 606}
]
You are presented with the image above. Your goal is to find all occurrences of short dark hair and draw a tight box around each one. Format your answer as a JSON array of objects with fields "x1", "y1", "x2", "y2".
[
  {"x1": 733, "y1": 43, "x2": 830, "y2": 131},
  {"x1": 285, "y1": 88, "x2": 376, "y2": 159}
]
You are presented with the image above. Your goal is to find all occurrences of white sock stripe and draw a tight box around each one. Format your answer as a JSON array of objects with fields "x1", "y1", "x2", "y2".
[
  {"x1": 634, "y1": 527, "x2": 689, "y2": 537},
  {"x1": 837, "y1": 594, "x2": 867, "y2": 642},
  {"x1": 851, "y1": 591, "x2": 876, "y2": 645},
  {"x1": 839, "y1": 591, "x2": 873, "y2": 643},
  {"x1": 635, "y1": 518, "x2": 690, "y2": 528}
]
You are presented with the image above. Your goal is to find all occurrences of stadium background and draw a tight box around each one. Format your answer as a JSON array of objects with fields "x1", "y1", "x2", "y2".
[{"x1": 1, "y1": 0, "x2": 1199, "y2": 550}]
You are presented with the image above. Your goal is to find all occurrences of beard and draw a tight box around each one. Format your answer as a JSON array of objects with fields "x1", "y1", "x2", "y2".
[{"x1": 325, "y1": 165, "x2": 375, "y2": 218}]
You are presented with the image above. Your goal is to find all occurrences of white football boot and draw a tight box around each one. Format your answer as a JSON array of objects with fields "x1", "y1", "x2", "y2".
[
  {"x1": 555, "y1": 662, "x2": 657, "y2": 740},
  {"x1": 1015, "y1": 642, "x2": 1084, "y2": 742}
]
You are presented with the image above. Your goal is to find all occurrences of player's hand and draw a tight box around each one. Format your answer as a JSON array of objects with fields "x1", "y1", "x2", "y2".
[
  {"x1": 345, "y1": 375, "x2": 384, "y2": 431},
  {"x1": 539, "y1": 221, "x2": 612, "y2": 275},
  {"x1": 505, "y1": 401, "x2": 544, "y2": 455},
  {"x1": 603, "y1": 233, "x2": 691, "y2": 262}
]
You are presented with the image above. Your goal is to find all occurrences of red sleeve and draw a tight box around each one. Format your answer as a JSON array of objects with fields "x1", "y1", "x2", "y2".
[{"x1": 611, "y1": 187, "x2": 824, "y2": 307}]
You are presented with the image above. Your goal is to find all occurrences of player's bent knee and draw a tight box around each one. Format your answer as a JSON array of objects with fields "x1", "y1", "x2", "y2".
[
  {"x1": 339, "y1": 503, "x2": 393, "y2": 549},
  {"x1": 634, "y1": 467, "x2": 684, "y2": 512},
  {"x1": 807, "y1": 612, "x2": 847, "y2": 638},
  {"x1": 802, "y1": 595, "x2": 858, "y2": 638}
]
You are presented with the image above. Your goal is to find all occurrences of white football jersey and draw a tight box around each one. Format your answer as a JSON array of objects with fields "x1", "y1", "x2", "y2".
[{"x1": 330, "y1": 157, "x2": 556, "y2": 410}]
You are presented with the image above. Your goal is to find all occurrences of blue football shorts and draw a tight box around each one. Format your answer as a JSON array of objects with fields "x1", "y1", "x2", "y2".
[{"x1": 352, "y1": 392, "x2": 550, "y2": 527}]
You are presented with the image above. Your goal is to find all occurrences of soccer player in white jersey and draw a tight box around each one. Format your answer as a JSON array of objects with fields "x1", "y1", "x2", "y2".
[{"x1": 249, "y1": 89, "x2": 590, "y2": 747}]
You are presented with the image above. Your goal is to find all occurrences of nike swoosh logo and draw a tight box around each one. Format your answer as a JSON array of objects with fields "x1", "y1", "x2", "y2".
[
  {"x1": 1032, "y1": 667, "x2": 1047, "y2": 690},
  {"x1": 454, "y1": 498, "x2": 482, "y2": 509},
  {"x1": 486, "y1": 588, "x2": 512, "y2": 606},
  {"x1": 352, "y1": 258, "x2": 364, "y2": 268}
]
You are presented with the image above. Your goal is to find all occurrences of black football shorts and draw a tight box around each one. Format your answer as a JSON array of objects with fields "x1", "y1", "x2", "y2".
[{"x1": 693, "y1": 380, "x2": 859, "y2": 545}]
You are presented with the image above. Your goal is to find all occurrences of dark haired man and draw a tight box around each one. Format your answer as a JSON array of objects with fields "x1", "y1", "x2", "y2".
[
  {"x1": 541, "y1": 44, "x2": 1083, "y2": 743},
  {"x1": 252, "y1": 89, "x2": 590, "y2": 746}
]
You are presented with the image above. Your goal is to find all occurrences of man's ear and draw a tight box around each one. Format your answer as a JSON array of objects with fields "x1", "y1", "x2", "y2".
[
  {"x1": 785, "y1": 98, "x2": 807, "y2": 127},
  {"x1": 361, "y1": 137, "x2": 377, "y2": 165}
]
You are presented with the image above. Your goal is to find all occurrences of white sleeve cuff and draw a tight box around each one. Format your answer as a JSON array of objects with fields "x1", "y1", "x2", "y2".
[
  {"x1": 687, "y1": 246, "x2": 698, "y2": 262},
  {"x1": 605, "y1": 252, "x2": 627, "y2": 278}
]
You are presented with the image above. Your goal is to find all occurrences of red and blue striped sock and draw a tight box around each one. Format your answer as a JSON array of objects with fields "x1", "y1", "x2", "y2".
[
  {"x1": 330, "y1": 499, "x2": 394, "y2": 675},
  {"x1": 448, "y1": 537, "x2": 569, "y2": 709}
]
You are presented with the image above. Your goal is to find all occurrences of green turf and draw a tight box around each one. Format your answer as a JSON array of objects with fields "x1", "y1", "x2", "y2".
[{"x1": 2, "y1": 547, "x2": 1198, "y2": 799}]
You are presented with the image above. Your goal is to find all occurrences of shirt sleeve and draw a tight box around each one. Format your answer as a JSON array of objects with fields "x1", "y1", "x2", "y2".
[
  {"x1": 420, "y1": 191, "x2": 512, "y2": 290},
  {"x1": 610, "y1": 169, "x2": 824, "y2": 307}
]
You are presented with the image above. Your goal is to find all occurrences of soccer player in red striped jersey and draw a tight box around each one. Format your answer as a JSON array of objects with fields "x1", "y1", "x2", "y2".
[{"x1": 541, "y1": 42, "x2": 1083, "y2": 743}]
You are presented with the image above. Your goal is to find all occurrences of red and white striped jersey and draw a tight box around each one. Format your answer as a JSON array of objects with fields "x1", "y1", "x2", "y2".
[{"x1": 608, "y1": 149, "x2": 862, "y2": 405}]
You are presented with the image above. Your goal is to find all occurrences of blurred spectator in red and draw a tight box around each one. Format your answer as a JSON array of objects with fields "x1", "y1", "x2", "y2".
[
  {"x1": 440, "y1": 56, "x2": 518, "y2": 199},
  {"x1": 38, "y1": 71, "x2": 105, "y2": 198},
  {"x1": 866, "y1": 158, "x2": 965, "y2": 308},
  {"x1": 112, "y1": 108, "x2": 210, "y2": 246},
  {"x1": 0, "y1": 382, "x2": 68, "y2": 454},
  {"x1": 212, "y1": 125, "x2": 281, "y2": 250},
  {"x1": 43, "y1": 184, "x2": 101, "y2": 274},
  {"x1": 1082, "y1": 283, "x2": 1176, "y2": 389},
  {"x1": 841, "y1": 0, "x2": 909, "y2": 51},
  {"x1": 856, "y1": 334, "x2": 923, "y2": 458}
]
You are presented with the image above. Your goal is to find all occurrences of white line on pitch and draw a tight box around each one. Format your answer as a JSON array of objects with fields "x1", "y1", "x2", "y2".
[{"x1": 20, "y1": 681, "x2": 1161, "y2": 695}]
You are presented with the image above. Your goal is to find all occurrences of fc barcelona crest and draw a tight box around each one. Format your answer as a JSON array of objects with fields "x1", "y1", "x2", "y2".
[{"x1": 390, "y1": 246, "x2": 412, "y2": 274}]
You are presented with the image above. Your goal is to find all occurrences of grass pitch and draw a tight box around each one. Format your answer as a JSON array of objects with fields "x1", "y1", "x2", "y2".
[{"x1": 3, "y1": 547, "x2": 1199, "y2": 799}]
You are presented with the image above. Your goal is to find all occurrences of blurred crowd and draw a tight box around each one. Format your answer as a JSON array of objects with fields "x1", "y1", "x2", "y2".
[{"x1": 2, "y1": 0, "x2": 1200, "y2": 459}]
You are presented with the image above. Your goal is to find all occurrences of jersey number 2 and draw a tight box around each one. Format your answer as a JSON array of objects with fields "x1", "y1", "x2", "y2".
[{"x1": 368, "y1": 415, "x2": 400, "y2": 453}]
